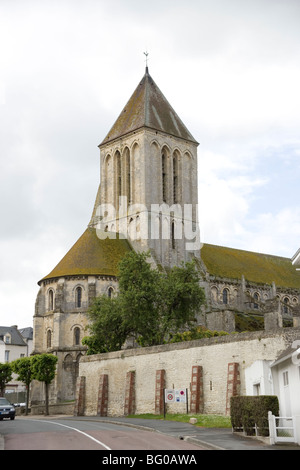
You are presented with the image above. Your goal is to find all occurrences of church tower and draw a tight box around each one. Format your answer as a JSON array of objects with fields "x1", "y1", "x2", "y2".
[
  {"x1": 32, "y1": 66, "x2": 201, "y2": 408},
  {"x1": 90, "y1": 66, "x2": 201, "y2": 268}
]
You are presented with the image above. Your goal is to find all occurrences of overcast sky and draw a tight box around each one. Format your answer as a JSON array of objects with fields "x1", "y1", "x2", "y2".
[{"x1": 1, "y1": 0, "x2": 300, "y2": 328}]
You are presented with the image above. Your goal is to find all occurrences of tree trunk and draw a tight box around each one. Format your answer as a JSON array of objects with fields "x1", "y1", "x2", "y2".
[{"x1": 45, "y1": 382, "x2": 49, "y2": 416}]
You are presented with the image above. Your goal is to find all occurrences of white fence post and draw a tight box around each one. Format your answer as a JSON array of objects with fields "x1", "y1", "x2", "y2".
[
  {"x1": 268, "y1": 411, "x2": 275, "y2": 445},
  {"x1": 295, "y1": 416, "x2": 300, "y2": 445}
]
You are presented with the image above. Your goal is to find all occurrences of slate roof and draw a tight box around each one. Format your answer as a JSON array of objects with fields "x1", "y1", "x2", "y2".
[
  {"x1": 100, "y1": 68, "x2": 198, "y2": 146},
  {"x1": 38, "y1": 227, "x2": 132, "y2": 284},
  {"x1": 201, "y1": 243, "x2": 300, "y2": 289},
  {"x1": 0, "y1": 326, "x2": 27, "y2": 346}
]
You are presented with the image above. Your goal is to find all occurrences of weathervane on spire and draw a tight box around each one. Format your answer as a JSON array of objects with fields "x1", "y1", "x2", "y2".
[{"x1": 143, "y1": 51, "x2": 149, "y2": 73}]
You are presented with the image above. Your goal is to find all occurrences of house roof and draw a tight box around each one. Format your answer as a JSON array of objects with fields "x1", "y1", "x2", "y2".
[
  {"x1": 201, "y1": 243, "x2": 300, "y2": 289},
  {"x1": 100, "y1": 68, "x2": 198, "y2": 146},
  {"x1": 38, "y1": 227, "x2": 132, "y2": 284},
  {"x1": 271, "y1": 340, "x2": 300, "y2": 367},
  {"x1": 0, "y1": 326, "x2": 27, "y2": 346}
]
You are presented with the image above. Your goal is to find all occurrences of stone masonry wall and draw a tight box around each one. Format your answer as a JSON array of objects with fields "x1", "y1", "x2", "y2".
[{"x1": 77, "y1": 328, "x2": 300, "y2": 417}]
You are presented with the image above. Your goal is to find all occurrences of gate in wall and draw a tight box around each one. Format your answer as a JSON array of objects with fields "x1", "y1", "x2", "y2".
[{"x1": 268, "y1": 412, "x2": 298, "y2": 445}]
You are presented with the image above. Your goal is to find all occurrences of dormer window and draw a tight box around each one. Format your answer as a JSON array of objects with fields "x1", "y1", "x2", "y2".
[{"x1": 4, "y1": 334, "x2": 11, "y2": 344}]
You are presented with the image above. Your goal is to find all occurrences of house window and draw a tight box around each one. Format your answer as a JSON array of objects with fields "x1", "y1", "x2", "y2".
[
  {"x1": 5, "y1": 350, "x2": 9, "y2": 362},
  {"x1": 75, "y1": 286, "x2": 82, "y2": 308},
  {"x1": 283, "y1": 370, "x2": 289, "y2": 387},
  {"x1": 4, "y1": 334, "x2": 11, "y2": 344}
]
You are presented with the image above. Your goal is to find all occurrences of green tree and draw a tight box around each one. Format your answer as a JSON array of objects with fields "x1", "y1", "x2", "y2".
[
  {"x1": 0, "y1": 363, "x2": 12, "y2": 397},
  {"x1": 31, "y1": 354, "x2": 58, "y2": 416},
  {"x1": 11, "y1": 357, "x2": 34, "y2": 415},
  {"x1": 83, "y1": 251, "x2": 205, "y2": 352},
  {"x1": 82, "y1": 295, "x2": 129, "y2": 354}
]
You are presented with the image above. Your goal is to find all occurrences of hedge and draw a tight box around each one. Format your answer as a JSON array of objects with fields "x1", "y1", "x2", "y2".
[{"x1": 230, "y1": 396, "x2": 279, "y2": 436}]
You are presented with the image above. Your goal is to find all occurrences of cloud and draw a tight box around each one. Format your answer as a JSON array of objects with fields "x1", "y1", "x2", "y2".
[{"x1": 0, "y1": 0, "x2": 299, "y2": 328}]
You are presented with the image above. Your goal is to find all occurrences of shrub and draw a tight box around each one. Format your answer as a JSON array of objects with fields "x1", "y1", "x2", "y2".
[{"x1": 231, "y1": 395, "x2": 279, "y2": 436}]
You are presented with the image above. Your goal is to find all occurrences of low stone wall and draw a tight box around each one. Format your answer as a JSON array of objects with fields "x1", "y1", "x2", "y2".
[
  {"x1": 77, "y1": 328, "x2": 300, "y2": 417},
  {"x1": 31, "y1": 402, "x2": 75, "y2": 416}
]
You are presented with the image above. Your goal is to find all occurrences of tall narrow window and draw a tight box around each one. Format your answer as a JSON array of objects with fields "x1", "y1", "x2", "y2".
[
  {"x1": 223, "y1": 288, "x2": 229, "y2": 305},
  {"x1": 253, "y1": 292, "x2": 259, "y2": 309},
  {"x1": 173, "y1": 154, "x2": 178, "y2": 204},
  {"x1": 47, "y1": 330, "x2": 52, "y2": 348},
  {"x1": 108, "y1": 287, "x2": 114, "y2": 298},
  {"x1": 115, "y1": 151, "x2": 121, "y2": 206},
  {"x1": 76, "y1": 287, "x2": 82, "y2": 308},
  {"x1": 283, "y1": 297, "x2": 289, "y2": 314},
  {"x1": 171, "y1": 220, "x2": 175, "y2": 249},
  {"x1": 49, "y1": 289, "x2": 54, "y2": 311},
  {"x1": 74, "y1": 327, "x2": 80, "y2": 346},
  {"x1": 124, "y1": 147, "x2": 131, "y2": 205},
  {"x1": 162, "y1": 153, "x2": 167, "y2": 202}
]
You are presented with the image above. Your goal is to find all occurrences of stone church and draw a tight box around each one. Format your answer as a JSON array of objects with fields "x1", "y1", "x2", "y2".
[{"x1": 32, "y1": 66, "x2": 300, "y2": 406}]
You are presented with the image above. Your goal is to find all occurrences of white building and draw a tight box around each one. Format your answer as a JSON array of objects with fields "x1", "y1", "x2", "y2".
[
  {"x1": 0, "y1": 325, "x2": 33, "y2": 393},
  {"x1": 270, "y1": 341, "x2": 300, "y2": 417}
]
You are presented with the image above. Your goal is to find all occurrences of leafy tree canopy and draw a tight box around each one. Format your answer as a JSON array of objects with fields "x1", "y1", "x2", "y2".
[{"x1": 83, "y1": 251, "x2": 205, "y2": 353}]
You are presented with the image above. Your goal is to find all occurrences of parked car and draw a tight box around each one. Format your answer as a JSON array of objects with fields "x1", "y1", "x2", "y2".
[{"x1": 0, "y1": 398, "x2": 16, "y2": 420}]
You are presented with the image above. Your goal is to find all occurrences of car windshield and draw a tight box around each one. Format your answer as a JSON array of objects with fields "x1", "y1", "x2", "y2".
[{"x1": 0, "y1": 398, "x2": 12, "y2": 406}]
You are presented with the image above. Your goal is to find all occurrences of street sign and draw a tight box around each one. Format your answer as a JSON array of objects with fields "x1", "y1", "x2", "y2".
[{"x1": 163, "y1": 388, "x2": 188, "y2": 417}]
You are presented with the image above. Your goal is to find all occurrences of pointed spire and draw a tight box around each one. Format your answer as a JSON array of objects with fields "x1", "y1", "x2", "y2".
[{"x1": 100, "y1": 66, "x2": 198, "y2": 146}]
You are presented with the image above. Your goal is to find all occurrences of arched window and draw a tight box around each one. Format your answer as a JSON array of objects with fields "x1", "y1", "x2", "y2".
[
  {"x1": 75, "y1": 286, "x2": 82, "y2": 308},
  {"x1": 283, "y1": 297, "x2": 289, "y2": 314},
  {"x1": 124, "y1": 147, "x2": 131, "y2": 204},
  {"x1": 222, "y1": 288, "x2": 229, "y2": 305},
  {"x1": 74, "y1": 327, "x2": 81, "y2": 346},
  {"x1": 173, "y1": 152, "x2": 180, "y2": 204},
  {"x1": 108, "y1": 287, "x2": 114, "y2": 298},
  {"x1": 115, "y1": 151, "x2": 121, "y2": 206},
  {"x1": 47, "y1": 329, "x2": 52, "y2": 348},
  {"x1": 171, "y1": 220, "x2": 175, "y2": 250},
  {"x1": 162, "y1": 153, "x2": 167, "y2": 203},
  {"x1": 48, "y1": 289, "x2": 54, "y2": 311},
  {"x1": 253, "y1": 292, "x2": 259, "y2": 309}
]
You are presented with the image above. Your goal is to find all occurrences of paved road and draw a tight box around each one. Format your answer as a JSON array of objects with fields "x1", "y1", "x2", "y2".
[{"x1": 0, "y1": 416, "x2": 206, "y2": 451}]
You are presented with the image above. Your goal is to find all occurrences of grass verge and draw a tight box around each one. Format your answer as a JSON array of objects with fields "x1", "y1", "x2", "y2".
[{"x1": 127, "y1": 413, "x2": 231, "y2": 428}]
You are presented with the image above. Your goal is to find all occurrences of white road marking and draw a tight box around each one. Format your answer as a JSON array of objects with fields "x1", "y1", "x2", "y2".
[{"x1": 28, "y1": 419, "x2": 112, "y2": 450}]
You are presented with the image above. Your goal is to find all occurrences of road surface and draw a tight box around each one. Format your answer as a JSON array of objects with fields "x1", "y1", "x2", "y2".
[{"x1": 0, "y1": 416, "x2": 207, "y2": 451}]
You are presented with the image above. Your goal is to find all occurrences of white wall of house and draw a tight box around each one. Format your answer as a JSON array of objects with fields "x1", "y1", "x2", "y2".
[
  {"x1": 271, "y1": 356, "x2": 300, "y2": 417},
  {"x1": 245, "y1": 360, "x2": 274, "y2": 396}
]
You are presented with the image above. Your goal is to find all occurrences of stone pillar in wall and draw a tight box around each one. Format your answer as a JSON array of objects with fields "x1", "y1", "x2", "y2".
[
  {"x1": 225, "y1": 362, "x2": 240, "y2": 415},
  {"x1": 155, "y1": 369, "x2": 165, "y2": 415},
  {"x1": 190, "y1": 365, "x2": 204, "y2": 414},
  {"x1": 124, "y1": 371, "x2": 135, "y2": 416},
  {"x1": 97, "y1": 374, "x2": 109, "y2": 416},
  {"x1": 263, "y1": 299, "x2": 282, "y2": 331},
  {"x1": 74, "y1": 376, "x2": 85, "y2": 416}
]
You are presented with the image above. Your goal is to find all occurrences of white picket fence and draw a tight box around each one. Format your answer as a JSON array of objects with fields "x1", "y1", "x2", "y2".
[{"x1": 268, "y1": 411, "x2": 300, "y2": 445}]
